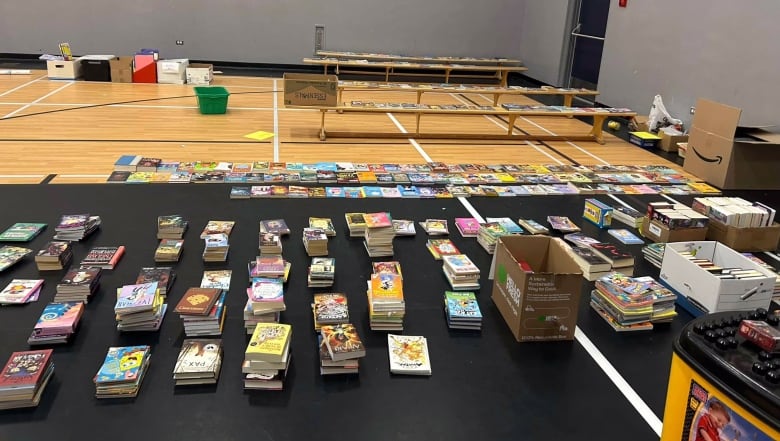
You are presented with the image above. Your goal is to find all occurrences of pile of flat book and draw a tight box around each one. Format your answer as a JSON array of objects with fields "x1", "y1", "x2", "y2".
[
  {"x1": 0, "y1": 279, "x2": 43, "y2": 305},
  {"x1": 319, "y1": 323, "x2": 365, "y2": 375},
  {"x1": 311, "y1": 292, "x2": 349, "y2": 332},
  {"x1": 34, "y1": 241, "x2": 72, "y2": 270},
  {"x1": 173, "y1": 339, "x2": 223, "y2": 386},
  {"x1": 590, "y1": 272, "x2": 677, "y2": 332},
  {"x1": 94, "y1": 346, "x2": 151, "y2": 398},
  {"x1": 114, "y1": 282, "x2": 167, "y2": 332},
  {"x1": 0, "y1": 349, "x2": 54, "y2": 409},
  {"x1": 302, "y1": 228, "x2": 328, "y2": 256},
  {"x1": 53, "y1": 214, "x2": 101, "y2": 241},
  {"x1": 258, "y1": 232, "x2": 282, "y2": 255},
  {"x1": 54, "y1": 267, "x2": 102, "y2": 303},
  {"x1": 174, "y1": 287, "x2": 226, "y2": 336},
  {"x1": 444, "y1": 291, "x2": 482, "y2": 330},
  {"x1": 367, "y1": 272, "x2": 405, "y2": 331},
  {"x1": 308, "y1": 257, "x2": 335, "y2": 288},
  {"x1": 155, "y1": 239, "x2": 183, "y2": 262},
  {"x1": 80, "y1": 245, "x2": 125, "y2": 270},
  {"x1": 243, "y1": 323, "x2": 292, "y2": 390},
  {"x1": 476, "y1": 222, "x2": 507, "y2": 254},
  {"x1": 28, "y1": 302, "x2": 84, "y2": 345},
  {"x1": 344, "y1": 212, "x2": 366, "y2": 237},
  {"x1": 442, "y1": 254, "x2": 480, "y2": 291},
  {"x1": 157, "y1": 215, "x2": 188, "y2": 239},
  {"x1": 364, "y1": 212, "x2": 395, "y2": 257},
  {"x1": 245, "y1": 277, "x2": 285, "y2": 334}
]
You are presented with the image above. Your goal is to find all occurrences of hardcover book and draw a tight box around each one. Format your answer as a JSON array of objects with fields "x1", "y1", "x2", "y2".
[
  {"x1": 174, "y1": 288, "x2": 221, "y2": 315},
  {"x1": 0, "y1": 223, "x2": 46, "y2": 242},
  {"x1": 589, "y1": 242, "x2": 635, "y2": 267},
  {"x1": 321, "y1": 324, "x2": 366, "y2": 361},
  {"x1": 313, "y1": 293, "x2": 349, "y2": 324},
  {"x1": 0, "y1": 349, "x2": 53, "y2": 388},
  {"x1": 173, "y1": 339, "x2": 222, "y2": 375},
  {"x1": 387, "y1": 334, "x2": 431, "y2": 375},
  {"x1": 94, "y1": 346, "x2": 150, "y2": 384}
]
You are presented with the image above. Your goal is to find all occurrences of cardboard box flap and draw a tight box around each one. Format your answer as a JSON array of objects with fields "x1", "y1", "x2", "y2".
[
  {"x1": 692, "y1": 99, "x2": 741, "y2": 140},
  {"x1": 734, "y1": 128, "x2": 780, "y2": 144},
  {"x1": 497, "y1": 236, "x2": 548, "y2": 271},
  {"x1": 548, "y1": 238, "x2": 583, "y2": 274}
]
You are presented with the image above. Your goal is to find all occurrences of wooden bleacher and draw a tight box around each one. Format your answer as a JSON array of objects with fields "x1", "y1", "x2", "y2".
[
  {"x1": 302, "y1": 58, "x2": 527, "y2": 87},
  {"x1": 315, "y1": 50, "x2": 523, "y2": 66}
]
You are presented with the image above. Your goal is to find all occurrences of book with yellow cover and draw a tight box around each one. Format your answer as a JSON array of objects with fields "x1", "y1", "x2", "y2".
[
  {"x1": 245, "y1": 323, "x2": 291, "y2": 362},
  {"x1": 369, "y1": 273, "x2": 404, "y2": 302}
]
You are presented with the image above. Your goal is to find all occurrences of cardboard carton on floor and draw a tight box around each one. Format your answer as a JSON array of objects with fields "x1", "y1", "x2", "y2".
[
  {"x1": 489, "y1": 235, "x2": 582, "y2": 342},
  {"x1": 640, "y1": 217, "x2": 707, "y2": 243},
  {"x1": 705, "y1": 219, "x2": 780, "y2": 252},
  {"x1": 109, "y1": 56, "x2": 133, "y2": 83},
  {"x1": 658, "y1": 131, "x2": 688, "y2": 152},
  {"x1": 684, "y1": 99, "x2": 780, "y2": 189},
  {"x1": 186, "y1": 63, "x2": 213, "y2": 85},
  {"x1": 283, "y1": 73, "x2": 338, "y2": 107},
  {"x1": 47, "y1": 59, "x2": 82, "y2": 80}
]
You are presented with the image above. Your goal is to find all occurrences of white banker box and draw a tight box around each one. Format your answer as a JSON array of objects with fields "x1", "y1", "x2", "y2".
[{"x1": 659, "y1": 241, "x2": 775, "y2": 314}]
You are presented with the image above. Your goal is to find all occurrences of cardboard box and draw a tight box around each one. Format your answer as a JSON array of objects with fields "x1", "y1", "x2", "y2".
[
  {"x1": 631, "y1": 115, "x2": 650, "y2": 132},
  {"x1": 46, "y1": 59, "x2": 82, "y2": 80},
  {"x1": 283, "y1": 73, "x2": 338, "y2": 107},
  {"x1": 489, "y1": 236, "x2": 582, "y2": 342},
  {"x1": 109, "y1": 56, "x2": 134, "y2": 83},
  {"x1": 133, "y1": 54, "x2": 157, "y2": 83},
  {"x1": 705, "y1": 220, "x2": 780, "y2": 252},
  {"x1": 659, "y1": 241, "x2": 775, "y2": 315},
  {"x1": 157, "y1": 59, "x2": 189, "y2": 84},
  {"x1": 684, "y1": 99, "x2": 780, "y2": 190},
  {"x1": 658, "y1": 132, "x2": 688, "y2": 152},
  {"x1": 583, "y1": 198, "x2": 612, "y2": 228},
  {"x1": 677, "y1": 142, "x2": 687, "y2": 158},
  {"x1": 640, "y1": 217, "x2": 707, "y2": 243},
  {"x1": 628, "y1": 131, "x2": 661, "y2": 148},
  {"x1": 186, "y1": 63, "x2": 213, "y2": 85}
]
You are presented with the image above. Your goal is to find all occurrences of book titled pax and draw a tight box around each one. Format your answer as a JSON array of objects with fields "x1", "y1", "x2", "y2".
[
  {"x1": 387, "y1": 334, "x2": 431, "y2": 375},
  {"x1": 173, "y1": 339, "x2": 222, "y2": 377}
]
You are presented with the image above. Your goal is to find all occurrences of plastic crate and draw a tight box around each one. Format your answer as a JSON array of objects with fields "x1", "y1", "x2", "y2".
[{"x1": 194, "y1": 86, "x2": 230, "y2": 114}]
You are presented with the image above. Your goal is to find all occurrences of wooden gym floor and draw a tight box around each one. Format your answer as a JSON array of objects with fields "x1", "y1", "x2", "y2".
[{"x1": 0, "y1": 71, "x2": 684, "y2": 184}]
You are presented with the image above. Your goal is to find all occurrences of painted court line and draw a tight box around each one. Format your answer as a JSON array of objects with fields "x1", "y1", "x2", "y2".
[
  {"x1": 57, "y1": 174, "x2": 110, "y2": 178},
  {"x1": 448, "y1": 93, "x2": 564, "y2": 165},
  {"x1": 386, "y1": 113, "x2": 433, "y2": 162},
  {"x1": 0, "y1": 174, "x2": 45, "y2": 178},
  {"x1": 606, "y1": 193, "x2": 634, "y2": 209},
  {"x1": 1, "y1": 81, "x2": 73, "y2": 119},
  {"x1": 0, "y1": 74, "x2": 46, "y2": 98},
  {"x1": 475, "y1": 93, "x2": 612, "y2": 165},
  {"x1": 575, "y1": 327, "x2": 663, "y2": 436},
  {"x1": 273, "y1": 79, "x2": 280, "y2": 162}
]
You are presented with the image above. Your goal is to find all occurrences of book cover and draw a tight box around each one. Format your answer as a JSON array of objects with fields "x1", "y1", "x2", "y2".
[
  {"x1": 313, "y1": 293, "x2": 348, "y2": 323},
  {"x1": 445, "y1": 291, "x2": 482, "y2": 319},
  {"x1": 364, "y1": 212, "x2": 392, "y2": 228},
  {"x1": 158, "y1": 215, "x2": 186, "y2": 230},
  {"x1": 174, "y1": 288, "x2": 221, "y2": 315},
  {"x1": 372, "y1": 261, "x2": 403, "y2": 278},
  {"x1": 0, "y1": 349, "x2": 53, "y2": 388},
  {"x1": 607, "y1": 229, "x2": 645, "y2": 245},
  {"x1": 322, "y1": 324, "x2": 365, "y2": 360},
  {"x1": 547, "y1": 216, "x2": 581, "y2": 232},
  {"x1": 34, "y1": 302, "x2": 84, "y2": 330},
  {"x1": 200, "y1": 220, "x2": 235, "y2": 238},
  {"x1": 0, "y1": 246, "x2": 32, "y2": 271},
  {"x1": 135, "y1": 267, "x2": 173, "y2": 287},
  {"x1": 454, "y1": 218, "x2": 480, "y2": 236},
  {"x1": 80, "y1": 246, "x2": 125, "y2": 268},
  {"x1": 0, "y1": 223, "x2": 47, "y2": 242},
  {"x1": 59, "y1": 267, "x2": 101, "y2": 286},
  {"x1": 36, "y1": 241, "x2": 70, "y2": 258},
  {"x1": 344, "y1": 213, "x2": 366, "y2": 227},
  {"x1": 259, "y1": 219, "x2": 290, "y2": 235},
  {"x1": 589, "y1": 242, "x2": 635, "y2": 267},
  {"x1": 309, "y1": 217, "x2": 335, "y2": 235},
  {"x1": 56, "y1": 214, "x2": 89, "y2": 230},
  {"x1": 247, "y1": 278, "x2": 284, "y2": 302},
  {"x1": 156, "y1": 239, "x2": 183, "y2": 254},
  {"x1": 369, "y1": 273, "x2": 404, "y2": 301},
  {"x1": 115, "y1": 282, "x2": 158, "y2": 310},
  {"x1": 387, "y1": 334, "x2": 431, "y2": 375},
  {"x1": 427, "y1": 239, "x2": 460, "y2": 259},
  {"x1": 246, "y1": 323, "x2": 291, "y2": 358},
  {"x1": 0, "y1": 279, "x2": 43, "y2": 304},
  {"x1": 173, "y1": 339, "x2": 222, "y2": 374},
  {"x1": 442, "y1": 254, "x2": 479, "y2": 274},
  {"x1": 423, "y1": 219, "x2": 449, "y2": 235},
  {"x1": 201, "y1": 270, "x2": 232, "y2": 290},
  {"x1": 392, "y1": 219, "x2": 416, "y2": 235},
  {"x1": 563, "y1": 233, "x2": 600, "y2": 247},
  {"x1": 485, "y1": 217, "x2": 524, "y2": 234},
  {"x1": 94, "y1": 346, "x2": 150, "y2": 383}
]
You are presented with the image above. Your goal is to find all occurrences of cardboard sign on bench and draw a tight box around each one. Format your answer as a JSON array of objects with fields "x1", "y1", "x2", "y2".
[
  {"x1": 283, "y1": 73, "x2": 338, "y2": 107},
  {"x1": 489, "y1": 236, "x2": 582, "y2": 342}
]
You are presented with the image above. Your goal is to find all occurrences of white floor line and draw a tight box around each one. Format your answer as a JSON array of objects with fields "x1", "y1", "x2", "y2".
[
  {"x1": 0, "y1": 74, "x2": 45, "y2": 98},
  {"x1": 659, "y1": 194, "x2": 680, "y2": 204},
  {"x1": 0, "y1": 174, "x2": 45, "y2": 178},
  {"x1": 1, "y1": 81, "x2": 73, "y2": 119},
  {"x1": 57, "y1": 174, "x2": 110, "y2": 178},
  {"x1": 273, "y1": 79, "x2": 280, "y2": 162},
  {"x1": 386, "y1": 113, "x2": 433, "y2": 162},
  {"x1": 457, "y1": 197, "x2": 485, "y2": 224},
  {"x1": 0, "y1": 101, "x2": 311, "y2": 112},
  {"x1": 762, "y1": 252, "x2": 780, "y2": 263},
  {"x1": 606, "y1": 193, "x2": 634, "y2": 209},
  {"x1": 575, "y1": 327, "x2": 663, "y2": 436},
  {"x1": 475, "y1": 93, "x2": 612, "y2": 165},
  {"x1": 448, "y1": 93, "x2": 564, "y2": 165}
]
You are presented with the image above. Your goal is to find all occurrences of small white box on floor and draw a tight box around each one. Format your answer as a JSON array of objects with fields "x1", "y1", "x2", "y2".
[
  {"x1": 47, "y1": 59, "x2": 82, "y2": 80},
  {"x1": 659, "y1": 241, "x2": 775, "y2": 314},
  {"x1": 186, "y1": 63, "x2": 213, "y2": 85},
  {"x1": 157, "y1": 59, "x2": 189, "y2": 84}
]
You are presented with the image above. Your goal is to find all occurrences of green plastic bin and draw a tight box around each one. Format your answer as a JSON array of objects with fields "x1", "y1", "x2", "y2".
[{"x1": 194, "y1": 86, "x2": 230, "y2": 114}]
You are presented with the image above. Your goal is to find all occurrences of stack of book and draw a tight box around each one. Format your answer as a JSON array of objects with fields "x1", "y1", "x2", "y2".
[
  {"x1": 364, "y1": 212, "x2": 395, "y2": 257},
  {"x1": 157, "y1": 215, "x2": 188, "y2": 239},
  {"x1": 485, "y1": 217, "x2": 525, "y2": 235},
  {"x1": 202, "y1": 233, "x2": 229, "y2": 262},
  {"x1": 392, "y1": 219, "x2": 416, "y2": 236},
  {"x1": 367, "y1": 273, "x2": 405, "y2": 331},
  {"x1": 588, "y1": 242, "x2": 635, "y2": 276},
  {"x1": 243, "y1": 323, "x2": 292, "y2": 390},
  {"x1": 259, "y1": 232, "x2": 282, "y2": 255},
  {"x1": 173, "y1": 339, "x2": 223, "y2": 386},
  {"x1": 0, "y1": 279, "x2": 43, "y2": 305},
  {"x1": 442, "y1": 254, "x2": 481, "y2": 290},
  {"x1": 243, "y1": 303, "x2": 281, "y2": 334},
  {"x1": 566, "y1": 246, "x2": 612, "y2": 281},
  {"x1": 612, "y1": 205, "x2": 644, "y2": 229},
  {"x1": 372, "y1": 261, "x2": 403, "y2": 278},
  {"x1": 387, "y1": 334, "x2": 432, "y2": 376},
  {"x1": 199, "y1": 220, "x2": 235, "y2": 239},
  {"x1": 200, "y1": 269, "x2": 232, "y2": 291},
  {"x1": 426, "y1": 238, "x2": 460, "y2": 260},
  {"x1": 0, "y1": 246, "x2": 32, "y2": 272},
  {"x1": 455, "y1": 217, "x2": 481, "y2": 237},
  {"x1": 53, "y1": 214, "x2": 101, "y2": 241},
  {"x1": 0, "y1": 349, "x2": 54, "y2": 409},
  {"x1": 319, "y1": 323, "x2": 365, "y2": 375},
  {"x1": 444, "y1": 291, "x2": 482, "y2": 330},
  {"x1": 308, "y1": 257, "x2": 335, "y2": 288},
  {"x1": 309, "y1": 217, "x2": 336, "y2": 236},
  {"x1": 245, "y1": 277, "x2": 285, "y2": 334},
  {"x1": 741, "y1": 252, "x2": 780, "y2": 301},
  {"x1": 420, "y1": 219, "x2": 449, "y2": 236},
  {"x1": 94, "y1": 346, "x2": 151, "y2": 398},
  {"x1": 517, "y1": 219, "x2": 549, "y2": 235},
  {"x1": 642, "y1": 243, "x2": 666, "y2": 269},
  {"x1": 590, "y1": 272, "x2": 677, "y2": 332},
  {"x1": 114, "y1": 282, "x2": 167, "y2": 332},
  {"x1": 155, "y1": 239, "x2": 183, "y2": 262},
  {"x1": 174, "y1": 287, "x2": 226, "y2": 336},
  {"x1": 249, "y1": 256, "x2": 286, "y2": 279},
  {"x1": 0, "y1": 222, "x2": 46, "y2": 242},
  {"x1": 80, "y1": 246, "x2": 125, "y2": 270},
  {"x1": 259, "y1": 219, "x2": 290, "y2": 236},
  {"x1": 54, "y1": 267, "x2": 102, "y2": 303},
  {"x1": 28, "y1": 302, "x2": 84, "y2": 345},
  {"x1": 344, "y1": 212, "x2": 366, "y2": 237},
  {"x1": 135, "y1": 267, "x2": 175, "y2": 297},
  {"x1": 547, "y1": 216, "x2": 581, "y2": 233},
  {"x1": 312, "y1": 293, "x2": 349, "y2": 332},
  {"x1": 302, "y1": 228, "x2": 329, "y2": 256},
  {"x1": 477, "y1": 222, "x2": 507, "y2": 254},
  {"x1": 34, "y1": 241, "x2": 72, "y2": 270}
]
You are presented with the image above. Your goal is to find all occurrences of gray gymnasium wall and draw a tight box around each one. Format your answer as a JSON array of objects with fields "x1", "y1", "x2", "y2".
[
  {"x1": 599, "y1": 0, "x2": 780, "y2": 127},
  {"x1": 516, "y1": 0, "x2": 571, "y2": 86},
  {"x1": 0, "y1": 0, "x2": 523, "y2": 64}
]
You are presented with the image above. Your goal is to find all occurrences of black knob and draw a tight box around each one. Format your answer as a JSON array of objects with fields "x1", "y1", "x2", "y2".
[
  {"x1": 749, "y1": 311, "x2": 762, "y2": 320},
  {"x1": 728, "y1": 315, "x2": 741, "y2": 326},
  {"x1": 715, "y1": 338, "x2": 730, "y2": 350},
  {"x1": 723, "y1": 327, "x2": 736, "y2": 337},
  {"x1": 753, "y1": 362, "x2": 770, "y2": 375},
  {"x1": 714, "y1": 329, "x2": 727, "y2": 339},
  {"x1": 767, "y1": 315, "x2": 779, "y2": 326},
  {"x1": 758, "y1": 351, "x2": 774, "y2": 362},
  {"x1": 770, "y1": 359, "x2": 780, "y2": 370},
  {"x1": 766, "y1": 370, "x2": 780, "y2": 384},
  {"x1": 738, "y1": 313, "x2": 749, "y2": 321},
  {"x1": 693, "y1": 323, "x2": 707, "y2": 334},
  {"x1": 718, "y1": 318, "x2": 731, "y2": 328},
  {"x1": 726, "y1": 337, "x2": 739, "y2": 348},
  {"x1": 705, "y1": 330, "x2": 719, "y2": 342},
  {"x1": 755, "y1": 308, "x2": 768, "y2": 320}
]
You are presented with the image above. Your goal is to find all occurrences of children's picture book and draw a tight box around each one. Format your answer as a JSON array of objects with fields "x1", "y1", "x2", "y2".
[
  {"x1": 0, "y1": 246, "x2": 32, "y2": 272},
  {"x1": 0, "y1": 349, "x2": 53, "y2": 388},
  {"x1": 547, "y1": 216, "x2": 581, "y2": 233},
  {"x1": 387, "y1": 334, "x2": 431, "y2": 375},
  {"x1": 607, "y1": 229, "x2": 645, "y2": 245},
  {"x1": 94, "y1": 346, "x2": 150, "y2": 383},
  {"x1": 0, "y1": 223, "x2": 47, "y2": 242},
  {"x1": 454, "y1": 218, "x2": 480, "y2": 237},
  {"x1": 0, "y1": 279, "x2": 44, "y2": 305},
  {"x1": 445, "y1": 291, "x2": 482, "y2": 320},
  {"x1": 199, "y1": 220, "x2": 235, "y2": 238},
  {"x1": 173, "y1": 339, "x2": 222, "y2": 375},
  {"x1": 322, "y1": 324, "x2": 365, "y2": 361}
]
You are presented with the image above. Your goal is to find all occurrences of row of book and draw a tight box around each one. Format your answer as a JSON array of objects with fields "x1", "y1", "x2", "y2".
[
  {"x1": 589, "y1": 273, "x2": 677, "y2": 332},
  {"x1": 347, "y1": 100, "x2": 630, "y2": 115}
]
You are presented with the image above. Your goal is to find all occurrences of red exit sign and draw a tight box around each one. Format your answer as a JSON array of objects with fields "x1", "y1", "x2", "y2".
[{"x1": 619, "y1": 0, "x2": 628, "y2": 7}]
